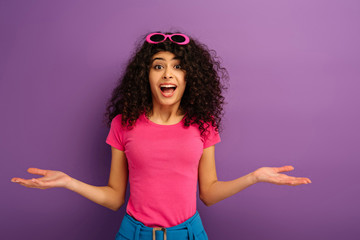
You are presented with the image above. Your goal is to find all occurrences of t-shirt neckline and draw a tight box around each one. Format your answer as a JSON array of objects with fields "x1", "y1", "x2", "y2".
[{"x1": 142, "y1": 113, "x2": 185, "y2": 127}]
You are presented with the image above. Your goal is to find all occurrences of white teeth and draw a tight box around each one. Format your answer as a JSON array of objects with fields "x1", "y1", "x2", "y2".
[{"x1": 160, "y1": 85, "x2": 176, "y2": 88}]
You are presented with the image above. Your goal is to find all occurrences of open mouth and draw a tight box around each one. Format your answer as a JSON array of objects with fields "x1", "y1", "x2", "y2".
[{"x1": 160, "y1": 84, "x2": 177, "y2": 94}]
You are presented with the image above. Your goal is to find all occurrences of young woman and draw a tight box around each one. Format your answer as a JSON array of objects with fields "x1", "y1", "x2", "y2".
[{"x1": 11, "y1": 32, "x2": 311, "y2": 240}]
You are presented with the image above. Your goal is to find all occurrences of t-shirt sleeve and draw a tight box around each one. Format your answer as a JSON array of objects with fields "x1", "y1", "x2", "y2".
[
  {"x1": 105, "y1": 115, "x2": 125, "y2": 151},
  {"x1": 203, "y1": 123, "x2": 221, "y2": 149}
]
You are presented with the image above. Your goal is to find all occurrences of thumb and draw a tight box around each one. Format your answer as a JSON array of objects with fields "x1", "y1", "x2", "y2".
[
  {"x1": 274, "y1": 165, "x2": 294, "y2": 173},
  {"x1": 27, "y1": 168, "x2": 48, "y2": 176}
]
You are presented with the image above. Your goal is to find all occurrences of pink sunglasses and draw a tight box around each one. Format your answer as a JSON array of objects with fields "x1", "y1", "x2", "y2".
[{"x1": 146, "y1": 33, "x2": 190, "y2": 45}]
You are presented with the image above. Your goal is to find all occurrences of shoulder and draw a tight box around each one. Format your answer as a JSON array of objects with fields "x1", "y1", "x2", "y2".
[
  {"x1": 190, "y1": 117, "x2": 218, "y2": 133},
  {"x1": 110, "y1": 114, "x2": 123, "y2": 126},
  {"x1": 109, "y1": 114, "x2": 129, "y2": 132},
  {"x1": 110, "y1": 113, "x2": 147, "y2": 130},
  {"x1": 188, "y1": 119, "x2": 219, "y2": 139},
  {"x1": 201, "y1": 122, "x2": 221, "y2": 148}
]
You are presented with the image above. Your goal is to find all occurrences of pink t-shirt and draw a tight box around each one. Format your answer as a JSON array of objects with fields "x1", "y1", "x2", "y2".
[{"x1": 105, "y1": 113, "x2": 220, "y2": 227}]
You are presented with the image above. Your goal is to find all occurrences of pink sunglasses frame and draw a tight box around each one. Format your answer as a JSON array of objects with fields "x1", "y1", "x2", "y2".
[{"x1": 146, "y1": 33, "x2": 190, "y2": 45}]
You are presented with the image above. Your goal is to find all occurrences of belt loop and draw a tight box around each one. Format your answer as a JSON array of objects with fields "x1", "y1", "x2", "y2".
[
  {"x1": 134, "y1": 225, "x2": 141, "y2": 240},
  {"x1": 186, "y1": 222, "x2": 195, "y2": 240},
  {"x1": 153, "y1": 227, "x2": 167, "y2": 240}
]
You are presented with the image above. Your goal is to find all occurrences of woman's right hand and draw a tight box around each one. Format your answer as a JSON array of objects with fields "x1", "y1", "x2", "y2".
[{"x1": 11, "y1": 168, "x2": 72, "y2": 189}]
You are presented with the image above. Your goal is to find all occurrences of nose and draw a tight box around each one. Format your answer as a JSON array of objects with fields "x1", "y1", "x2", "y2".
[{"x1": 163, "y1": 67, "x2": 173, "y2": 79}]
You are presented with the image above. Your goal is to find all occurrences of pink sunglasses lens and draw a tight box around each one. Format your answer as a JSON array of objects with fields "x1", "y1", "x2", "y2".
[
  {"x1": 170, "y1": 35, "x2": 186, "y2": 43},
  {"x1": 149, "y1": 34, "x2": 166, "y2": 42}
]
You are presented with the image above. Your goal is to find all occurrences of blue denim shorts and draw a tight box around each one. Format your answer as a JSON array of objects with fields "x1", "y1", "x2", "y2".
[{"x1": 115, "y1": 211, "x2": 208, "y2": 240}]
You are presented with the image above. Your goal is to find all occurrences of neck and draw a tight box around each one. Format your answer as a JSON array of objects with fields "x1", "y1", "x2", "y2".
[{"x1": 148, "y1": 104, "x2": 185, "y2": 125}]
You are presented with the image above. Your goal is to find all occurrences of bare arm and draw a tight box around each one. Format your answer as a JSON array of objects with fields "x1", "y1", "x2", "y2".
[
  {"x1": 11, "y1": 146, "x2": 128, "y2": 211},
  {"x1": 198, "y1": 146, "x2": 311, "y2": 206}
]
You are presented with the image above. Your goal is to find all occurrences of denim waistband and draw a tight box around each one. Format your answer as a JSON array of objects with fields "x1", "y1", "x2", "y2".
[{"x1": 116, "y1": 211, "x2": 206, "y2": 240}]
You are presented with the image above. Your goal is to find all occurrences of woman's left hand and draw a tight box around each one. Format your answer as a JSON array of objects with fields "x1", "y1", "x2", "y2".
[{"x1": 252, "y1": 166, "x2": 311, "y2": 186}]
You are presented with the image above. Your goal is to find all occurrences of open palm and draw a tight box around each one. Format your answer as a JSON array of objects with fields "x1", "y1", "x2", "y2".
[
  {"x1": 11, "y1": 168, "x2": 72, "y2": 189},
  {"x1": 253, "y1": 166, "x2": 311, "y2": 186}
]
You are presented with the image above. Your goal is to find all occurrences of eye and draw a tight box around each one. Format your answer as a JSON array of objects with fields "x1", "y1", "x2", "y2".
[
  {"x1": 153, "y1": 65, "x2": 163, "y2": 70},
  {"x1": 174, "y1": 64, "x2": 182, "y2": 69}
]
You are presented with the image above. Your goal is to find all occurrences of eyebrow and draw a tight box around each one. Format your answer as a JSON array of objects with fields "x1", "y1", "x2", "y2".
[{"x1": 151, "y1": 57, "x2": 180, "y2": 63}]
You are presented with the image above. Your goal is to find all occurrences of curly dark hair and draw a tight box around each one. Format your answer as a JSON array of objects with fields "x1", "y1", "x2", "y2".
[{"x1": 104, "y1": 32, "x2": 228, "y2": 136}]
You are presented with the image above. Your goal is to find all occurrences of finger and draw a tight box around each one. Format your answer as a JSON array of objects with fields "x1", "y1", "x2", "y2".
[
  {"x1": 17, "y1": 182, "x2": 36, "y2": 188},
  {"x1": 11, "y1": 178, "x2": 37, "y2": 187},
  {"x1": 27, "y1": 168, "x2": 48, "y2": 176},
  {"x1": 11, "y1": 177, "x2": 29, "y2": 183},
  {"x1": 274, "y1": 165, "x2": 294, "y2": 173},
  {"x1": 30, "y1": 178, "x2": 43, "y2": 186},
  {"x1": 11, "y1": 177, "x2": 47, "y2": 189},
  {"x1": 280, "y1": 177, "x2": 311, "y2": 185},
  {"x1": 11, "y1": 178, "x2": 20, "y2": 183},
  {"x1": 299, "y1": 177, "x2": 312, "y2": 184},
  {"x1": 289, "y1": 179, "x2": 310, "y2": 186},
  {"x1": 279, "y1": 174, "x2": 312, "y2": 184}
]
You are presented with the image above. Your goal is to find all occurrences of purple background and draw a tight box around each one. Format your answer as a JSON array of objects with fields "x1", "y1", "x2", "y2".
[{"x1": 1, "y1": 0, "x2": 359, "y2": 239}]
